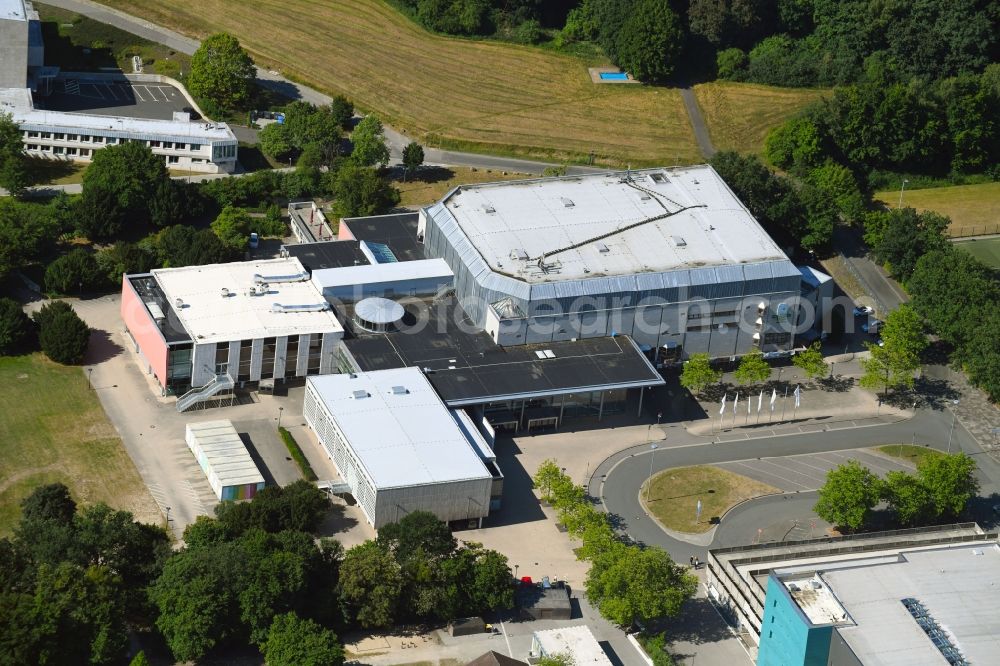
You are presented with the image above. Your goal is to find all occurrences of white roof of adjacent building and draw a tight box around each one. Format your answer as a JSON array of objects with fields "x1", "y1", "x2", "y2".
[
  {"x1": 438, "y1": 165, "x2": 788, "y2": 284},
  {"x1": 311, "y1": 258, "x2": 453, "y2": 291},
  {"x1": 186, "y1": 420, "x2": 265, "y2": 488},
  {"x1": 0, "y1": 0, "x2": 26, "y2": 21},
  {"x1": 532, "y1": 626, "x2": 612, "y2": 666},
  {"x1": 307, "y1": 368, "x2": 492, "y2": 490},
  {"x1": 153, "y1": 258, "x2": 343, "y2": 344},
  {"x1": 782, "y1": 544, "x2": 1000, "y2": 665}
]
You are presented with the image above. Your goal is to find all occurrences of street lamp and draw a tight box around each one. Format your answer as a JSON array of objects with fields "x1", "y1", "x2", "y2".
[
  {"x1": 165, "y1": 506, "x2": 171, "y2": 523},
  {"x1": 898, "y1": 178, "x2": 909, "y2": 208},
  {"x1": 87, "y1": 367, "x2": 93, "y2": 389},
  {"x1": 947, "y1": 400, "x2": 959, "y2": 453},
  {"x1": 645, "y1": 443, "x2": 659, "y2": 501},
  {"x1": 277, "y1": 406, "x2": 284, "y2": 429}
]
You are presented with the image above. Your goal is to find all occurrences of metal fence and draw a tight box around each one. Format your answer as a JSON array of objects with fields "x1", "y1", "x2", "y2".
[{"x1": 949, "y1": 223, "x2": 1000, "y2": 238}]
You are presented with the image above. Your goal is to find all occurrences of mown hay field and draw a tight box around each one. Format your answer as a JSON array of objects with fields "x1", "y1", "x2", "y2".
[
  {"x1": 693, "y1": 81, "x2": 829, "y2": 155},
  {"x1": 99, "y1": 0, "x2": 816, "y2": 165}
]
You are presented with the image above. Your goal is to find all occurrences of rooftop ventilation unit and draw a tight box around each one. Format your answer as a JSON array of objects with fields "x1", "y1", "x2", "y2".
[
  {"x1": 146, "y1": 302, "x2": 165, "y2": 322},
  {"x1": 270, "y1": 302, "x2": 329, "y2": 313},
  {"x1": 221, "y1": 287, "x2": 230, "y2": 298},
  {"x1": 534, "y1": 350, "x2": 556, "y2": 359},
  {"x1": 649, "y1": 173, "x2": 668, "y2": 184},
  {"x1": 390, "y1": 386, "x2": 408, "y2": 395},
  {"x1": 560, "y1": 197, "x2": 575, "y2": 208},
  {"x1": 351, "y1": 390, "x2": 369, "y2": 400},
  {"x1": 596, "y1": 243, "x2": 610, "y2": 253},
  {"x1": 510, "y1": 249, "x2": 529, "y2": 261},
  {"x1": 671, "y1": 236, "x2": 687, "y2": 247},
  {"x1": 482, "y1": 204, "x2": 496, "y2": 214},
  {"x1": 253, "y1": 272, "x2": 308, "y2": 284},
  {"x1": 175, "y1": 298, "x2": 184, "y2": 309}
]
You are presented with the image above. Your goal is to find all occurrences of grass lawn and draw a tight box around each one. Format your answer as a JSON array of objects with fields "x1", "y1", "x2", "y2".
[
  {"x1": 876, "y1": 445, "x2": 945, "y2": 467},
  {"x1": 35, "y1": 2, "x2": 191, "y2": 78},
  {"x1": 641, "y1": 465, "x2": 779, "y2": 534},
  {"x1": 953, "y1": 237, "x2": 1000, "y2": 270},
  {"x1": 395, "y1": 166, "x2": 527, "y2": 207},
  {"x1": 874, "y1": 182, "x2": 1000, "y2": 238},
  {"x1": 0, "y1": 354, "x2": 160, "y2": 535},
  {"x1": 93, "y1": 0, "x2": 809, "y2": 166},
  {"x1": 693, "y1": 82, "x2": 828, "y2": 154}
]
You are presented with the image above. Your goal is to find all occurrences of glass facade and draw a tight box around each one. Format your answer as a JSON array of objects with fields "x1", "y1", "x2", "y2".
[
  {"x1": 482, "y1": 389, "x2": 629, "y2": 431},
  {"x1": 165, "y1": 344, "x2": 193, "y2": 395}
]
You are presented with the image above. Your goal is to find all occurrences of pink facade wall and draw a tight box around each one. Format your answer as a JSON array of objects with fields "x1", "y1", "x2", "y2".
[
  {"x1": 120, "y1": 276, "x2": 169, "y2": 387},
  {"x1": 338, "y1": 219, "x2": 355, "y2": 241}
]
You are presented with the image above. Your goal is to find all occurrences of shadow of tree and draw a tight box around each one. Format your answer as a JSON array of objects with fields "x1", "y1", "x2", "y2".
[
  {"x1": 817, "y1": 375, "x2": 855, "y2": 392},
  {"x1": 84, "y1": 328, "x2": 123, "y2": 365}
]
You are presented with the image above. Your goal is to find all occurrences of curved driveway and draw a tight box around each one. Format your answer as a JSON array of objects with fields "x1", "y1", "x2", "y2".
[{"x1": 591, "y1": 409, "x2": 999, "y2": 563}]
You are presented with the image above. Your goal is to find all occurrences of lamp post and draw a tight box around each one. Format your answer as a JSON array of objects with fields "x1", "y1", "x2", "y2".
[
  {"x1": 898, "y1": 179, "x2": 909, "y2": 208},
  {"x1": 277, "y1": 406, "x2": 284, "y2": 429},
  {"x1": 947, "y1": 400, "x2": 959, "y2": 453},
  {"x1": 87, "y1": 367, "x2": 93, "y2": 389},
  {"x1": 165, "y1": 506, "x2": 171, "y2": 523},
  {"x1": 645, "y1": 443, "x2": 658, "y2": 501}
]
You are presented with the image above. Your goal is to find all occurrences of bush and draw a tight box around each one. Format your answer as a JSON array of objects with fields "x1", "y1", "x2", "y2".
[
  {"x1": 33, "y1": 301, "x2": 90, "y2": 364},
  {"x1": 279, "y1": 427, "x2": 318, "y2": 482},
  {"x1": 44, "y1": 248, "x2": 103, "y2": 295},
  {"x1": 0, "y1": 297, "x2": 34, "y2": 354},
  {"x1": 513, "y1": 19, "x2": 543, "y2": 44},
  {"x1": 716, "y1": 47, "x2": 747, "y2": 80}
]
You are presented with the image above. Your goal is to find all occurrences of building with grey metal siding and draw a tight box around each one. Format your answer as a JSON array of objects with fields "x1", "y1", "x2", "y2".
[{"x1": 419, "y1": 166, "x2": 805, "y2": 359}]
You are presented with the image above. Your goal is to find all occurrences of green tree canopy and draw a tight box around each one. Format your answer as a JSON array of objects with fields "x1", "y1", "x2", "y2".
[
  {"x1": 378, "y1": 510, "x2": 456, "y2": 560},
  {"x1": 402, "y1": 141, "x2": 424, "y2": 180},
  {"x1": 44, "y1": 248, "x2": 103, "y2": 295},
  {"x1": 331, "y1": 164, "x2": 400, "y2": 218},
  {"x1": 813, "y1": 459, "x2": 882, "y2": 530},
  {"x1": 0, "y1": 199, "x2": 63, "y2": 280},
  {"x1": 78, "y1": 142, "x2": 172, "y2": 238},
  {"x1": 211, "y1": 206, "x2": 254, "y2": 251},
  {"x1": 734, "y1": 350, "x2": 771, "y2": 385},
  {"x1": 338, "y1": 541, "x2": 403, "y2": 628},
  {"x1": 881, "y1": 470, "x2": 935, "y2": 527},
  {"x1": 350, "y1": 115, "x2": 390, "y2": 168},
  {"x1": 0, "y1": 297, "x2": 33, "y2": 355},
  {"x1": 259, "y1": 123, "x2": 295, "y2": 162},
  {"x1": 917, "y1": 453, "x2": 979, "y2": 519},
  {"x1": 793, "y1": 342, "x2": 829, "y2": 379},
  {"x1": 610, "y1": 0, "x2": 685, "y2": 82},
  {"x1": 96, "y1": 243, "x2": 155, "y2": 286},
  {"x1": 0, "y1": 111, "x2": 28, "y2": 197},
  {"x1": 264, "y1": 612, "x2": 344, "y2": 666},
  {"x1": 188, "y1": 33, "x2": 256, "y2": 111},
  {"x1": 585, "y1": 545, "x2": 696, "y2": 627},
  {"x1": 155, "y1": 225, "x2": 237, "y2": 267},
  {"x1": 680, "y1": 352, "x2": 722, "y2": 394},
  {"x1": 864, "y1": 208, "x2": 950, "y2": 282},
  {"x1": 859, "y1": 305, "x2": 926, "y2": 396},
  {"x1": 33, "y1": 301, "x2": 90, "y2": 364}
]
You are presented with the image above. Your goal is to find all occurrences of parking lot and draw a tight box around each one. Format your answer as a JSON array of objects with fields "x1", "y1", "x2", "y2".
[
  {"x1": 717, "y1": 448, "x2": 914, "y2": 492},
  {"x1": 36, "y1": 77, "x2": 196, "y2": 120}
]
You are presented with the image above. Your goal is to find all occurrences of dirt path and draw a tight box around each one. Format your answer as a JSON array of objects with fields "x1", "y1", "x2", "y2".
[{"x1": 681, "y1": 87, "x2": 716, "y2": 159}]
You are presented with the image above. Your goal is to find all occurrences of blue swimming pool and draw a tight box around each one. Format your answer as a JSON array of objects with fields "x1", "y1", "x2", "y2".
[{"x1": 599, "y1": 71, "x2": 628, "y2": 81}]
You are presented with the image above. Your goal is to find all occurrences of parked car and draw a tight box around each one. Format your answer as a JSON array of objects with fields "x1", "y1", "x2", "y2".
[
  {"x1": 249, "y1": 232, "x2": 259, "y2": 249},
  {"x1": 853, "y1": 305, "x2": 874, "y2": 317},
  {"x1": 862, "y1": 319, "x2": 883, "y2": 334}
]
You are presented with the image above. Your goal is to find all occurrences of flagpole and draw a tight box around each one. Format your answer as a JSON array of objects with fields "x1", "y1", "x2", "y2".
[
  {"x1": 793, "y1": 385, "x2": 801, "y2": 422},
  {"x1": 732, "y1": 393, "x2": 739, "y2": 429},
  {"x1": 780, "y1": 385, "x2": 789, "y2": 422}
]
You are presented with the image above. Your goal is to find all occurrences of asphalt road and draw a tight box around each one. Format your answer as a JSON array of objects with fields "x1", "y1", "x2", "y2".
[
  {"x1": 593, "y1": 407, "x2": 1000, "y2": 564},
  {"x1": 680, "y1": 88, "x2": 716, "y2": 159}
]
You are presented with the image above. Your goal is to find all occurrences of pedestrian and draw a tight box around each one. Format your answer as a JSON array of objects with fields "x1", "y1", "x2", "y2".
[
  {"x1": 694, "y1": 556, "x2": 700, "y2": 569},
  {"x1": 689, "y1": 556, "x2": 694, "y2": 567}
]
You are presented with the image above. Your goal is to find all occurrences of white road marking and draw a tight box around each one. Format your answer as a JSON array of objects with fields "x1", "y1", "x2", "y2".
[
  {"x1": 499, "y1": 620, "x2": 512, "y2": 657},
  {"x1": 103, "y1": 83, "x2": 120, "y2": 100},
  {"x1": 132, "y1": 85, "x2": 146, "y2": 102}
]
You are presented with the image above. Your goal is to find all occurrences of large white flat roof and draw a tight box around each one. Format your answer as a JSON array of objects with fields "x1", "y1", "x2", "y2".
[
  {"x1": 311, "y1": 258, "x2": 453, "y2": 291},
  {"x1": 0, "y1": 0, "x2": 26, "y2": 21},
  {"x1": 440, "y1": 165, "x2": 787, "y2": 284},
  {"x1": 307, "y1": 368, "x2": 492, "y2": 490},
  {"x1": 186, "y1": 420, "x2": 264, "y2": 487},
  {"x1": 533, "y1": 626, "x2": 612, "y2": 666},
  {"x1": 796, "y1": 545, "x2": 1000, "y2": 665},
  {"x1": 153, "y1": 258, "x2": 343, "y2": 344}
]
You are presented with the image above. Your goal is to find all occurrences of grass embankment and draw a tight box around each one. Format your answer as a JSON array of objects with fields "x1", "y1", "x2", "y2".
[
  {"x1": 35, "y1": 2, "x2": 191, "y2": 78},
  {"x1": 693, "y1": 82, "x2": 828, "y2": 155},
  {"x1": 95, "y1": 0, "x2": 810, "y2": 166},
  {"x1": 876, "y1": 445, "x2": 945, "y2": 467},
  {"x1": 395, "y1": 166, "x2": 526, "y2": 207},
  {"x1": 641, "y1": 465, "x2": 779, "y2": 534},
  {"x1": 954, "y1": 237, "x2": 1000, "y2": 270},
  {"x1": 875, "y1": 182, "x2": 1000, "y2": 238},
  {"x1": 278, "y1": 427, "x2": 317, "y2": 482},
  {"x1": 0, "y1": 354, "x2": 159, "y2": 534}
]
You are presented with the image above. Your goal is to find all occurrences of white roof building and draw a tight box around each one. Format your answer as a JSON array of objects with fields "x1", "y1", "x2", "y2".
[
  {"x1": 303, "y1": 367, "x2": 495, "y2": 529},
  {"x1": 530, "y1": 626, "x2": 613, "y2": 666},
  {"x1": 153, "y1": 257, "x2": 342, "y2": 345},
  {"x1": 185, "y1": 420, "x2": 265, "y2": 501}
]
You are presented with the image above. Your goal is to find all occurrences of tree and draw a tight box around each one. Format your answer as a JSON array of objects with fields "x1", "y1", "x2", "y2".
[
  {"x1": 764, "y1": 115, "x2": 825, "y2": 174},
  {"x1": 917, "y1": 453, "x2": 979, "y2": 519},
  {"x1": 331, "y1": 164, "x2": 400, "y2": 218},
  {"x1": 96, "y1": 243, "x2": 155, "y2": 286},
  {"x1": 402, "y1": 142, "x2": 424, "y2": 181},
  {"x1": 264, "y1": 612, "x2": 344, "y2": 666},
  {"x1": 859, "y1": 305, "x2": 926, "y2": 396},
  {"x1": 328, "y1": 95, "x2": 355, "y2": 130},
  {"x1": 469, "y1": 547, "x2": 514, "y2": 612},
  {"x1": 0, "y1": 111, "x2": 28, "y2": 197},
  {"x1": 155, "y1": 225, "x2": 237, "y2": 267},
  {"x1": 0, "y1": 297, "x2": 33, "y2": 355},
  {"x1": 378, "y1": 511, "x2": 456, "y2": 560},
  {"x1": 882, "y1": 470, "x2": 935, "y2": 527},
  {"x1": 259, "y1": 123, "x2": 295, "y2": 162},
  {"x1": 44, "y1": 248, "x2": 103, "y2": 295},
  {"x1": 793, "y1": 342, "x2": 828, "y2": 379},
  {"x1": 350, "y1": 115, "x2": 390, "y2": 168},
  {"x1": 20, "y1": 483, "x2": 76, "y2": 524},
  {"x1": 734, "y1": 350, "x2": 771, "y2": 385},
  {"x1": 78, "y1": 142, "x2": 171, "y2": 238},
  {"x1": 129, "y1": 651, "x2": 150, "y2": 666},
  {"x1": 416, "y1": 0, "x2": 490, "y2": 35},
  {"x1": 533, "y1": 459, "x2": 564, "y2": 502},
  {"x1": 211, "y1": 206, "x2": 253, "y2": 251},
  {"x1": 338, "y1": 541, "x2": 402, "y2": 628},
  {"x1": 33, "y1": 301, "x2": 90, "y2": 364},
  {"x1": 680, "y1": 353, "x2": 722, "y2": 394},
  {"x1": 0, "y1": 199, "x2": 62, "y2": 280},
  {"x1": 188, "y1": 33, "x2": 256, "y2": 111},
  {"x1": 610, "y1": 0, "x2": 685, "y2": 82},
  {"x1": 813, "y1": 460, "x2": 882, "y2": 531},
  {"x1": 863, "y1": 208, "x2": 950, "y2": 282},
  {"x1": 585, "y1": 545, "x2": 696, "y2": 627}
]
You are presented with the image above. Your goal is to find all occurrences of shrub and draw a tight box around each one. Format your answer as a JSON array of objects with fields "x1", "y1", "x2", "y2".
[
  {"x1": 44, "y1": 248, "x2": 103, "y2": 295},
  {"x1": 33, "y1": 301, "x2": 90, "y2": 364},
  {"x1": 0, "y1": 297, "x2": 34, "y2": 354},
  {"x1": 279, "y1": 427, "x2": 318, "y2": 482}
]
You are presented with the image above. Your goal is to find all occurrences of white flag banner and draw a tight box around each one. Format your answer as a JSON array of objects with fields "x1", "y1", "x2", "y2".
[
  {"x1": 770, "y1": 388, "x2": 777, "y2": 411},
  {"x1": 748, "y1": 394, "x2": 752, "y2": 415},
  {"x1": 720, "y1": 393, "x2": 727, "y2": 415},
  {"x1": 794, "y1": 385, "x2": 802, "y2": 408},
  {"x1": 757, "y1": 390, "x2": 764, "y2": 413},
  {"x1": 733, "y1": 392, "x2": 739, "y2": 415}
]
